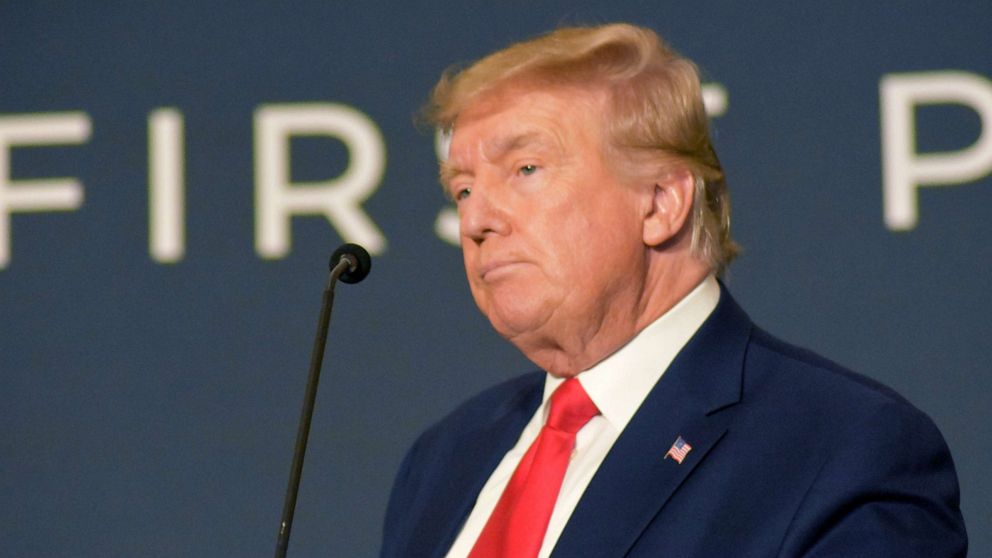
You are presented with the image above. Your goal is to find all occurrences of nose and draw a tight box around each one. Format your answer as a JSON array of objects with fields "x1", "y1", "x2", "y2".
[{"x1": 460, "y1": 178, "x2": 512, "y2": 244}]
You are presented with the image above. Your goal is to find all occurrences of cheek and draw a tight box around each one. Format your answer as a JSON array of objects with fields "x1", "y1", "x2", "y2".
[
  {"x1": 564, "y1": 208, "x2": 642, "y2": 280},
  {"x1": 543, "y1": 210, "x2": 602, "y2": 267}
]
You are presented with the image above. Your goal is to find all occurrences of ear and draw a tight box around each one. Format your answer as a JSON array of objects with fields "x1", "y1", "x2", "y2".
[{"x1": 642, "y1": 169, "x2": 696, "y2": 247}]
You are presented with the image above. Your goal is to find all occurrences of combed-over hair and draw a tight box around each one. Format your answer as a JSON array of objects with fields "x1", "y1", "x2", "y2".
[{"x1": 425, "y1": 23, "x2": 739, "y2": 273}]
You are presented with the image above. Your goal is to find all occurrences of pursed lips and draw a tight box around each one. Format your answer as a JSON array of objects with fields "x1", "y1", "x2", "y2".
[{"x1": 478, "y1": 260, "x2": 527, "y2": 281}]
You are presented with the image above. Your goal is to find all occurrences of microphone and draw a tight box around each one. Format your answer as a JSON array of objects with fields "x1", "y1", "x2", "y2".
[
  {"x1": 330, "y1": 243, "x2": 371, "y2": 284},
  {"x1": 274, "y1": 244, "x2": 371, "y2": 558}
]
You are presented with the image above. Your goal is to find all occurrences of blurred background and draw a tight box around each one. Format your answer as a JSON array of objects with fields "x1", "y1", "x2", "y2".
[{"x1": 2, "y1": 2, "x2": 989, "y2": 556}]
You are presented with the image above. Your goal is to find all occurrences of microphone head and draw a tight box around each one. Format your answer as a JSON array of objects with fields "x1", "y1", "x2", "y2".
[{"x1": 330, "y1": 243, "x2": 372, "y2": 284}]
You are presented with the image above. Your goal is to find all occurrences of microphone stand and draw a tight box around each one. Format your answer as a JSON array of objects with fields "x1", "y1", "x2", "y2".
[{"x1": 274, "y1": 255, "x2": 356, "y2": 558}]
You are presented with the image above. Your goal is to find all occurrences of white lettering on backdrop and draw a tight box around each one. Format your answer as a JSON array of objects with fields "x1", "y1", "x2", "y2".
[
  {"x1": 3, "y1": 72, "x2": 990, "y2": 268},
  {"x1": 881, "y1": 71, "x2": 992, "y2": 230},
  {"x1": 0, "y1": 112, "x2": 91, "y2": 268}
]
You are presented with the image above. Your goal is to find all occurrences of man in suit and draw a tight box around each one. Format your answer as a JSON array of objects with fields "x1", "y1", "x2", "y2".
[{"x1": 381, "y1": 23, "x2": 967, "y2": 557}]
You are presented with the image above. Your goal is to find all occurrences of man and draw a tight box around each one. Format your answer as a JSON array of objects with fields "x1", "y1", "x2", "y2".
[{"x1": 381, "y1": 23, "x2": 967, "y2": 557}]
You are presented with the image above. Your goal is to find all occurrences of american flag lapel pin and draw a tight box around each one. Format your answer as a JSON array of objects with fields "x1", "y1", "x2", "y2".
[{"x1": 665, "y1": 436, "x2": 692, "y2": 464}]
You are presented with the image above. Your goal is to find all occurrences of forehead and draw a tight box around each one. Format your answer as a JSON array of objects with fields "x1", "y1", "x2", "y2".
[{"x1": 448, "y1": 85, "x2": 607, "y2": 162}]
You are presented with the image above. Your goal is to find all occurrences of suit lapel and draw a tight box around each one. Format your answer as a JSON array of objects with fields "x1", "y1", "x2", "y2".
[
  {"x1": 416, "y1": 376, "x2": 544, "y2": 558},
  {"x1": 551, "y1": 288, "x2": 752, "y2": 557}
]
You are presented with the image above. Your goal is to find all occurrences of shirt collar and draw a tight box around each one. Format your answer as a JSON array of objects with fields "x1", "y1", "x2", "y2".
[{"x1": 541, "y1": 275, "x2": 721, "y2": 430}]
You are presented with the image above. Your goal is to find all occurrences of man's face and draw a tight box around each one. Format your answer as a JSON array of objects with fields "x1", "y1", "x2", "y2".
[{"x1": 445, "y1": 85, "x2": 650, "y2": 348}]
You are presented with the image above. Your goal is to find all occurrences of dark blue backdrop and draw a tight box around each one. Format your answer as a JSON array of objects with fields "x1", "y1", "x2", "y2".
[{"x1": 2, "y1": 3, "x2": 989, "y2": 556}]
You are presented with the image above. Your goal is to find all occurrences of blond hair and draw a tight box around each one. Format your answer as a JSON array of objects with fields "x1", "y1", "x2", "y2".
[{"x1": 425, "y1": 23, "x2": 739, "y2": 273}]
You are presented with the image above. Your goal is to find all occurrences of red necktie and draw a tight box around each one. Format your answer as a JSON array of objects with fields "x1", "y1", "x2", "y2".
[{"x1": 469, "y1": 378, "x2": 600, "y2": 558}]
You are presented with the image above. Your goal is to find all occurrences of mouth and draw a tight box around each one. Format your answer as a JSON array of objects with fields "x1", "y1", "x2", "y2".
[{"x1": 479, "y1": 260, "x2": 526, "y2": 281}]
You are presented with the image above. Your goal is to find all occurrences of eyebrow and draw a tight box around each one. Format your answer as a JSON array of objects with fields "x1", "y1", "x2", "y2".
[
  {"x1": 439, "y1": 131, "x2": 555, "y2": 188},
  {"x1": 439, "y1": 161, "x2": 462, "y2": 189},
  {"x1": 486, "y1": 131, "x2": 549, "y2": 160}
]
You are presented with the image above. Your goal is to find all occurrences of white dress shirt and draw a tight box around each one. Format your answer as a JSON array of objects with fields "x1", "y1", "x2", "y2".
[{"x1": 445, "y1": 275, "x2": 721, "y2": 558}]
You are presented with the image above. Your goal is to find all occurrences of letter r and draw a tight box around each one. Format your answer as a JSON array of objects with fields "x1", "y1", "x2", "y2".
[{"x1": 254, "y1": 103, "x2": 387, "y2": 258}]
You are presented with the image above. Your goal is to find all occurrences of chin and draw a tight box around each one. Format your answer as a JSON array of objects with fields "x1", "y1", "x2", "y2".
[{"x1": 484, "y1": 298, "x2": 554, "y2": 340}]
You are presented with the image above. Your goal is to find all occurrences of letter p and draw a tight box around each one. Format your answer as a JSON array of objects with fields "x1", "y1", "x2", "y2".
[{"x1": 881, "y1": 71, "x2": 992, "y2": 230}]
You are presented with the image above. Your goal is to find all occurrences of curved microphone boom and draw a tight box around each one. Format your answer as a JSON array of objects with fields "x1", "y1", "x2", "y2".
[{"x1": 274, "y1": 244, "x2": 371, "y2": 558}]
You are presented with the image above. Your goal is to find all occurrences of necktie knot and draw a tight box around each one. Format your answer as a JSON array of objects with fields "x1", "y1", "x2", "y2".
[{"x1": 547, "y1": 378, "x2": 599, "y2": 434}]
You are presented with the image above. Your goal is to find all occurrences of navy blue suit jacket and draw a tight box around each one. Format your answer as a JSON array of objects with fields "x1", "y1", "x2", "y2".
[{"x1": 381, "y1": 289, "x2": 967, "y2": 557}]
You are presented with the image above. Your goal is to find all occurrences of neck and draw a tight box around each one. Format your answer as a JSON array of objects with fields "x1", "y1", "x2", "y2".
[{"x1": 514, "y1": 255, "x2": 710, "y2": 378}]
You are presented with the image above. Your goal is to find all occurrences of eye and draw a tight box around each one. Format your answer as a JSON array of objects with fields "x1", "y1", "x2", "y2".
[
  {"x1": 518, "y1": 164, "x2": 538, "y2": 176},
  {"x1": 455, "y1": 187, "x2": 472, "y2": 201}
]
